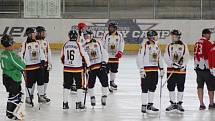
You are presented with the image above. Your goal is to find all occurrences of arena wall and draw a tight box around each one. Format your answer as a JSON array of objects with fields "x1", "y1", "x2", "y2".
[{"x1": 0, "y1": 19, "x2": 215, "y2": 52}]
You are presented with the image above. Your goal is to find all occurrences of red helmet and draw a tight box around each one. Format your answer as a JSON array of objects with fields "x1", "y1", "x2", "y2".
[{"x1": 77, "y1": 22, "x2": 87, "y2": 30}]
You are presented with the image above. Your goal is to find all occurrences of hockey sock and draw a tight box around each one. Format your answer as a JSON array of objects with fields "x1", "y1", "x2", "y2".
[
  {"x1": 88, "y1": 88, "x2": 95, "y2": 97},
  {"x1": 169, "y1": 91, "x2": 176, "y2": 102},
  {"x1": 63, "y1": 89, "x2": 70, "y2": 103},
  {"x1": 110, "y1": 72, "x2": 116, "y2": 81},
  {"x1": 101, "y1": 87, "x2": 108, "y2": 96},
  {"x1": 37, "y1": 85, "x2": 45, "y2": 96},
  {"x1": 177, "y1": 92, "x2": 183, "y2": 102},
  {"x1": 148, "y1": 91, "x2": 154, "y2": 104},
  {"x1": 77, "y1": 89, "x2": 83, "y2": 103},
  {"x1": 141, "y1": 93, "x2": 148, "y2": 105}
]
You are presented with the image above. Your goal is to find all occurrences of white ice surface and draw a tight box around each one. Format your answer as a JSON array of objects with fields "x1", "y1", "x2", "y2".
[{"x1": 0, "y1": 52, "x2": 215, "y2": 121}]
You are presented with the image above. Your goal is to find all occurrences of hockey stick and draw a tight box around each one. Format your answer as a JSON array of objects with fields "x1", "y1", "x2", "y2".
[
  {"x1": 83, "y1": 67, "x2": 89, "y2": 107},
  {"x1": 22, "y1": 72, "x2": 34, "y2": 107},
  {"x1": 159, "y1": 76, "x2": 163, "y2": 118},
  {"x1": 161, "y1": 71, "x2": 174, "y2": 88}
]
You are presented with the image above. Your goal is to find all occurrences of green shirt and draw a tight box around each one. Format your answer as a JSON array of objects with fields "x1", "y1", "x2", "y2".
[{"x1": 0, "y1": 50, "x2": 26, "y2": 83}]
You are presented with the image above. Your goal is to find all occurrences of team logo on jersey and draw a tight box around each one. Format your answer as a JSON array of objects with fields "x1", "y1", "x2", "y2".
[
  {"x1": 150, "y1": 52, "x2": 158, "y2": 64},
  {"x1": 28, "y1": 46, "x2": 31, "y2": 49},
  {"x1": 110, "y1": 44, "x2": 116, "y2": 50},
  {"x1": 32, "y1": 51, "x2": 37, "y2": 57},
  {"x1": 35, "y1": 45, "x2": 38, "y2": 48},
  {"x1": 173, "y1": 53, "x2": 179, "y2": 62},
  {"x1": 90, "y1": 50, "x2": 97, "y2": 58}
]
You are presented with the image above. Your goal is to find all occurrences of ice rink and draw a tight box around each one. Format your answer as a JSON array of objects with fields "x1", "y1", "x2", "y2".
[{"x1": 0, "y1": 52, "x2": 215, "y2": 121}]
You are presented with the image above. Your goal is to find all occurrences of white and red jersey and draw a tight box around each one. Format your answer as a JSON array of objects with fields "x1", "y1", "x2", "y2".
[
  {"x1": 164, "y1": 41, "x2": 190, "y2": 74},
  {"x1": 101, "y1": 32, "x2": 124, "y2": 63},
  {"x1": 37, "y1": 39, "x2": 52, "y2": 65},
  {"x1": 208, "y1": 43, "x2": 215, "y2": 76},
  {"x1": 136, "y1": 40, "x2": 164, "y2": 72},
  {"x1": 20, "y1": 40, "x2": 45, "y2": 70},
  {"x1": 194, "y1": 37, "x2": 213, "y2": 70},
  {"x1": 61, "y1": 40, "x2": 90, "y2": 73},
  {"x1": 84, "y1": 39, "x2": 108, "y2": 70}
]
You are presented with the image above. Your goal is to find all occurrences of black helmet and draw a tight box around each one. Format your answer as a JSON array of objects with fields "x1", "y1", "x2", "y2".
[
  {"x1": 108, "y1": 22, "x2": 118, "y2": 29},
  {"x1": 147, "y1": 30, "x2": 158, "y2": 39},
  {"x1": 83, "y1": 29, "x2": 93, "y2": 36},
  {"x1": 202, "y1": 28, "x2": 211, "y2": 35},
  {"x1": 1, "y1": 34, "x2": 14, "y2": 47},
  {"x1": 68, "y1": 30, "x2": 78, "y2": 41},
  {"x1": 36, "y1": 26, "x2": 46, "y2": 33},
  {"x1": 25, "y1": 27, "x2": 35, "y2": 35},
  {"x1": 171, "y1": 29, "x2": 181, "y2": 36}
]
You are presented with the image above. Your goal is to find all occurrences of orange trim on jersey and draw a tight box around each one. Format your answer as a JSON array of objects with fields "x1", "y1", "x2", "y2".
[
  {"x1": 144, "y1": 66, "x2": 159, "y2": 72},
  {"x1": 167, "y1": 67, "x2": 186, "y2": 74},
  {"x1": 90, "y1": 63, "x2": 101, "y2": 70},
  {"x1": 25, "y1": 63, "x2": 40, "y2": 70},
  {"x1": 108, "y1": 58, "x2": 119, "y2": 63},
  {"x1": 64, "y1": 66, "x2": 84, "y2": 73}
]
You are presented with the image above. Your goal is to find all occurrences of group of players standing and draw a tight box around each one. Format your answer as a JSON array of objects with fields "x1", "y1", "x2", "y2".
[
  {"x1": 1, "y1": 21, "x2": 215, "y2": 120},
  {"x1": 61, "y1": 22, "x2": 124, "y2": 110},
  {"x1": 137, "y1": 28, "x2": 215, "y2": 114},
  {"x1": 0, "y1": 26, "x2": 52, "y2": 120}
]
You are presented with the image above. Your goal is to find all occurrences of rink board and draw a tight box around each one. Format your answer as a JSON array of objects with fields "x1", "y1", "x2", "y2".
[{"x1": 0, "y1": 18, "x2": 214, "y2": 51}]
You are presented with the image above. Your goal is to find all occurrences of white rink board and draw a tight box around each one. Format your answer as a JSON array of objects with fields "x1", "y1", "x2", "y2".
[
  {"x1": 1, "y1": 19, "x2": 215, "y2": 44},
  {"x1": 0, "y1": 53, "x2": 215, "y2": 121}
]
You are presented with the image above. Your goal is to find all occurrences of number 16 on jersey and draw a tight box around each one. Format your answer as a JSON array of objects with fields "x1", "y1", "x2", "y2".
[{"x1": 67, "y1": 50, "x2": 75, "y2": 64}]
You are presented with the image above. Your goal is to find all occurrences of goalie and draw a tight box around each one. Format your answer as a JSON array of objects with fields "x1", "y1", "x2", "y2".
[{"x1": 0, "y1": 34, "x2": 26, "y2": 120}]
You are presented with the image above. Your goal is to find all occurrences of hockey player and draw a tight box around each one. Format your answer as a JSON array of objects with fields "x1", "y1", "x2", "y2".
[
  {"x1": 208, "y1": 42, "x2": 215, "y2": 77},
  {"x1": 20, "y1": 27, "x2": 47, "y2": 106},
  {"x1": 71, "y1": 22, "x2": 88, "y2": 93},
  {"x1": 101, "y1": 22, "x2": 124, "y2": 91},
  {"x1": 61, "y1": 29, "x2": 90, "y2": 110},
  {"x1": 36, "y1": 26, "x2": 52, "y2": 103},
  {"x1": 137, "y1": 30, "x2": 164, "y2": 113},
  {"x1": 0, "y1": 34, "x2": 26, "y2": 120},
  {"x1": 194, "y1": 28, "x2": 215, "y2": 110},
  {"x1": 164, "y1": 30, "x2": 190, "y2": 113},
  {"x1": 83, "y1": 30, "x2": 109, "y2": 107}
]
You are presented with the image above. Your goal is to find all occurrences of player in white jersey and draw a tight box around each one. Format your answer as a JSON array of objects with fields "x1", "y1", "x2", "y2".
[
  {"x1": 20, "y1": 27, "x2": 47, "y2": 106},
  {"x1": 137, "y1": 30, "x2": 164, "y2": 113},
  {"x1": 36, "y1": 26, "x2": 52, "y2": 103},
  {"x1": 61, "y1": 30, "x2": 90, "y2": 110},
  {"x1": 70, "y1": 22, "x2": 88, "y2": 93},
  {"x1": 83, "y1": 30, "x2": 109, "y2": 107},
  {"x1": 101, "y1": 22, "x2": 124, "y2": 91},
  {"x1": 164, "y1": 30, "x2": 190, "y2": 113}
]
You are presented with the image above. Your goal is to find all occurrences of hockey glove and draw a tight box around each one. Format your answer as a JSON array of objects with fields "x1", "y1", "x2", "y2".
[
  {"x1": 115, "y1": 51, "x2": 123, "y2": 58},
  {"x1": 47, "y1": 64, "x2": 52, "y2": 71},
  {"x1": 100, "y1": 61, "x2": 108, "y2": 73},
  {"x1": 40, "y1": 60, "x2": 45, "y2": 69},
  {"x1": 140, "y1": 68, "x2": 146, "y2": 78}
]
